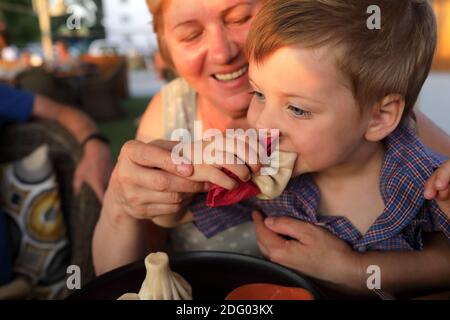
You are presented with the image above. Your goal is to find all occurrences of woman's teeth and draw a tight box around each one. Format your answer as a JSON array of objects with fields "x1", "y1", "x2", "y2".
[{"x1": 214, "y1": 65, "x2": 248, "y2": 81}]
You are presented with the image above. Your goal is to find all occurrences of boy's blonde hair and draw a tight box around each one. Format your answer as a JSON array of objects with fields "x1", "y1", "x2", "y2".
[{"x1": 246, "y1": 0, "x2": 437, "y2": 116}]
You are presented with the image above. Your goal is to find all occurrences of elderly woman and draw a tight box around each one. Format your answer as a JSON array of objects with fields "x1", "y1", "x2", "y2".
[{"x1": 94, "y1": 0, "x2": 450, "y2": 295}]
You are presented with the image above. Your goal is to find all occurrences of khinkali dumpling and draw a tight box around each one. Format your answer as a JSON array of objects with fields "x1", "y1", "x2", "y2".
[
  {"x1": 118, "y1": 252, "x2": 192, "y2": 300},
  {"x1": 252, "y1": 150, "x2": 297, "y2": 200}
]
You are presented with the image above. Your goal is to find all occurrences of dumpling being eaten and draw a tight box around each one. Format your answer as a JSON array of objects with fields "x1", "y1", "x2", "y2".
[
  {"x1": 252, "y1": 150, "x2": 298, "y2": 200},
  {"x1": 205, "y1": 146, "x2": 298, "y2": 207}
]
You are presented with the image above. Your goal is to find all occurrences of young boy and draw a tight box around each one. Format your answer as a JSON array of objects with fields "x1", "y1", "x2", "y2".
[{"x1": 159, "y1": 0, "x2": 450, "y2": 252}]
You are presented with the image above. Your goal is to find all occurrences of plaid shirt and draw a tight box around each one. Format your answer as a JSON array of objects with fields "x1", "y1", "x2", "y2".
[{"x1": 190, "y1": 123, "x2": 450, "y2": 252}]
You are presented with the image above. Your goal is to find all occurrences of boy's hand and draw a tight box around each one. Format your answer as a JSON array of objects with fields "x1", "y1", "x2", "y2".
[
  {"x1": 252, "y1": 211, "x2": 362, "y2": 288},
  {"x1": 424, "y1": 160, "x2": 450, "y2": 218},
  {"x1": 173, "y1": 135, "x2": 262, "y2": 190}
]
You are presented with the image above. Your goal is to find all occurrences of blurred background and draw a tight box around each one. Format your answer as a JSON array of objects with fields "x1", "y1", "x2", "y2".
[
  {"x1": 0, "y1": 0, "x2": 169, "y2": 159},
  {"x1": 0, "y1": 0, "x2": 449, "y2": 160},
  {"x1": 420, "y1": 0, "x2": 450, "y2": 137}
]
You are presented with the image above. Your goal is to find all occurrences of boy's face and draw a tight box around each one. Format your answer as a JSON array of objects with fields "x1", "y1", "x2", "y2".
[{"x1": 247, "y1": 46, "x2": 373, "y2": 176}]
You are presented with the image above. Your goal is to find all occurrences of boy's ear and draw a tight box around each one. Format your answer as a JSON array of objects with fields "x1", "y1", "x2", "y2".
[{"x1": 365, "y1": 94, "x2": 405, "y2": 142}]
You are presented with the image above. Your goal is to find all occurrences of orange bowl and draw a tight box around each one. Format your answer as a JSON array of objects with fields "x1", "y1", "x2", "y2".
[{"x1": 225, "y1": 283, "x2": 314, "y2": 300}]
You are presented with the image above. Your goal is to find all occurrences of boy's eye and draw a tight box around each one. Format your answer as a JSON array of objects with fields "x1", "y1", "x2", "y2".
[
  {"x1": 249, "y1": 91, "x2": 265, "y2": 101},
  {"x1": 288, "y1": 105, "x2": 312, "y2": 118}
]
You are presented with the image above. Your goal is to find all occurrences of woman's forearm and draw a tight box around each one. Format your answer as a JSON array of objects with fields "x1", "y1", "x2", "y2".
[
  {"x1": 416, "y1": 110, "x2": 450, "y2": 157},
  {"x1": 92, "y1": 186, "x2": 169, "y2": 275},
  {"x1": 349, "y1": 233, "x2": 450, "y2": 297}
]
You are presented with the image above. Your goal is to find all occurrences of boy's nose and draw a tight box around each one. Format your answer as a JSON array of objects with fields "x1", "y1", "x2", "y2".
[
  {"x1": 255, "y1": 108, "x2": 281, "y2": 131},
  {"x1": 209, "y1": 26, "x2": 240, "y2": 65}
]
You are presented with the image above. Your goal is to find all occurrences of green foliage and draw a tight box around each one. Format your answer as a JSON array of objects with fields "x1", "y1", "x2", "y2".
[
  {"x1": 0, "y1": 0, "x2": 40, "y2": 47},
  {"x1": 0, "y1": 0, "x2": 105, "y2": 47}
]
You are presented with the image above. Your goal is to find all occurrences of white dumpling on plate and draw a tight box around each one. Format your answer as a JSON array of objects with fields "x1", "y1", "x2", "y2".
[{"x1": 117, "y1": 252, "x2": 192, "y2": 300}]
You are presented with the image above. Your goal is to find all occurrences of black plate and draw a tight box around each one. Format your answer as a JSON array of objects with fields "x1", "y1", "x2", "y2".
[{"x1": 68, "y1": 251, "x2": 324, "y2": 300}]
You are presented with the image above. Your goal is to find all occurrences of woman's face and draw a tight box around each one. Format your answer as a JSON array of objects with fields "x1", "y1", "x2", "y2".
[{"x1": 163, "y1": 0, "x2": 262, "y2": 118}]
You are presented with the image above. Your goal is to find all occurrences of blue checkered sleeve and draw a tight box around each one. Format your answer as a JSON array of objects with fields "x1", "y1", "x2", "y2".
[
  {"x1": 190, "y1": 193, "x2": 254, "y2": 238},
  {"x1": 424, "y1": 200, "x2": 450, "y2": 239}
]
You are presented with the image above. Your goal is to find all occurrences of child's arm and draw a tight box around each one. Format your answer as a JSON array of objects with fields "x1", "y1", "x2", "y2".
[
  {"x1": 353, "y1": 232, "x2": 450, "y2": 297},
  {"x1": 415, "y1": 110, "x2": 450, "y2": 158}
]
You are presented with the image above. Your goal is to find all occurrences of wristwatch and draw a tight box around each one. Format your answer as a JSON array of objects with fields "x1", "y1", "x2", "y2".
[{"x1": 81, "y1": 132, "x2": 110, "y2": 148}]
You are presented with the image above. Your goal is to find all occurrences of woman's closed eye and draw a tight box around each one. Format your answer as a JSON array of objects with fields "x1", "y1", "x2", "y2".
[
  {"x1": 249, "y1": 91, "x2": 265, "y2": 101},
  {"x1": 226, "y1": 15, "x2": 252, "y2": 26},
  {"x1": 176, "y1": 26, "x2": 203, "y2": 42},
  {"x1": 181, "y1": 31, "x2": 202, "y2": 42},
  {"x1": 288, "y1": 105, "x2": 312, "y2": 118}
]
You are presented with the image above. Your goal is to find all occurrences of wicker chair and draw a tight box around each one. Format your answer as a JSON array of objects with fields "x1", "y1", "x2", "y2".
[
  {"x1": 0, "y1": 121, "x2": 101, "y2": 286},
  {"x1": 15, "y1": 67, "x2": 77, "y2": 106},
  {"x1": 78, "y1": 60, "x2": 126, "y2": 121}
]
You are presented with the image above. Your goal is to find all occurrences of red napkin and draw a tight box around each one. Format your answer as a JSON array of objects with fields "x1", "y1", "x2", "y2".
[
  {"x1": 206, "y1": 134, "x2": 277, "y2": 207},
  {"x1": 206, "y1": 169, "x2": 260, "y2": 207}
]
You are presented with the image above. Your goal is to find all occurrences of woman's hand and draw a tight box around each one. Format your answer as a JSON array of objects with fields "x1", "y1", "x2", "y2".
[
  {"x1": 73, "y1": 140, "x2": 114, "y2": 203},
  {"x1": 181, "y1": 136, "x2": 262, "y2": 190},
  {"x1": 424, "y1": 160, "x2": 450, "y2": 218},
  {"x1": 108, "y1": 139, "x2": 207, "y2": 221},
  {"x1": 252, "y1": 211, "x2": 362, "y2": 289}
]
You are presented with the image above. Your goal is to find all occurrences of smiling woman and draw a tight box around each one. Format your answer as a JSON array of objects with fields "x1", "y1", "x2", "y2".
[
  {"x1": 163, "y1": 0, "x2": 258, "y2": 117},
  {"x1": 128, "y1": 1, "x2": 264, "y2": 139}
]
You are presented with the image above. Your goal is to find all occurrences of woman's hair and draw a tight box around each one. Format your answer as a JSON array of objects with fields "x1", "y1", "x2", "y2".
[
  {"x1": 246, "y1": 0, "x2": 437, "y2": 115},
  {"x1": 146, "y1": 0, "x2": 174, "y2": 69}
]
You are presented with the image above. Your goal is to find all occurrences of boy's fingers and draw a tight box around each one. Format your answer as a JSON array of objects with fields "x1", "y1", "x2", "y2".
[
  {"x1": 252, "y1": 211, "x2": 286, "y2": 249},
  {"x1": 264, "y1": 216, "x2": 313, "y2": 244},
  {"x1": 252, "y1": 210, "x2": 265, "y2": 226}
]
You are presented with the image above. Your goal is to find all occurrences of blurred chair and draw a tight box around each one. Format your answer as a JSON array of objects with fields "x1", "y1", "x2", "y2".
[
  {"x1": 80, "y1": 55, "x2": 128, "y2": 98},
  {"x1": 0, "y1": 121, "x2": 101, "y2": 287},
  {"x1": 15, "y1": 67, "x2": 77, "y2": 106},
  {"x1": 78, "y1": 60, "x2": 126, "y2": 121}
]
